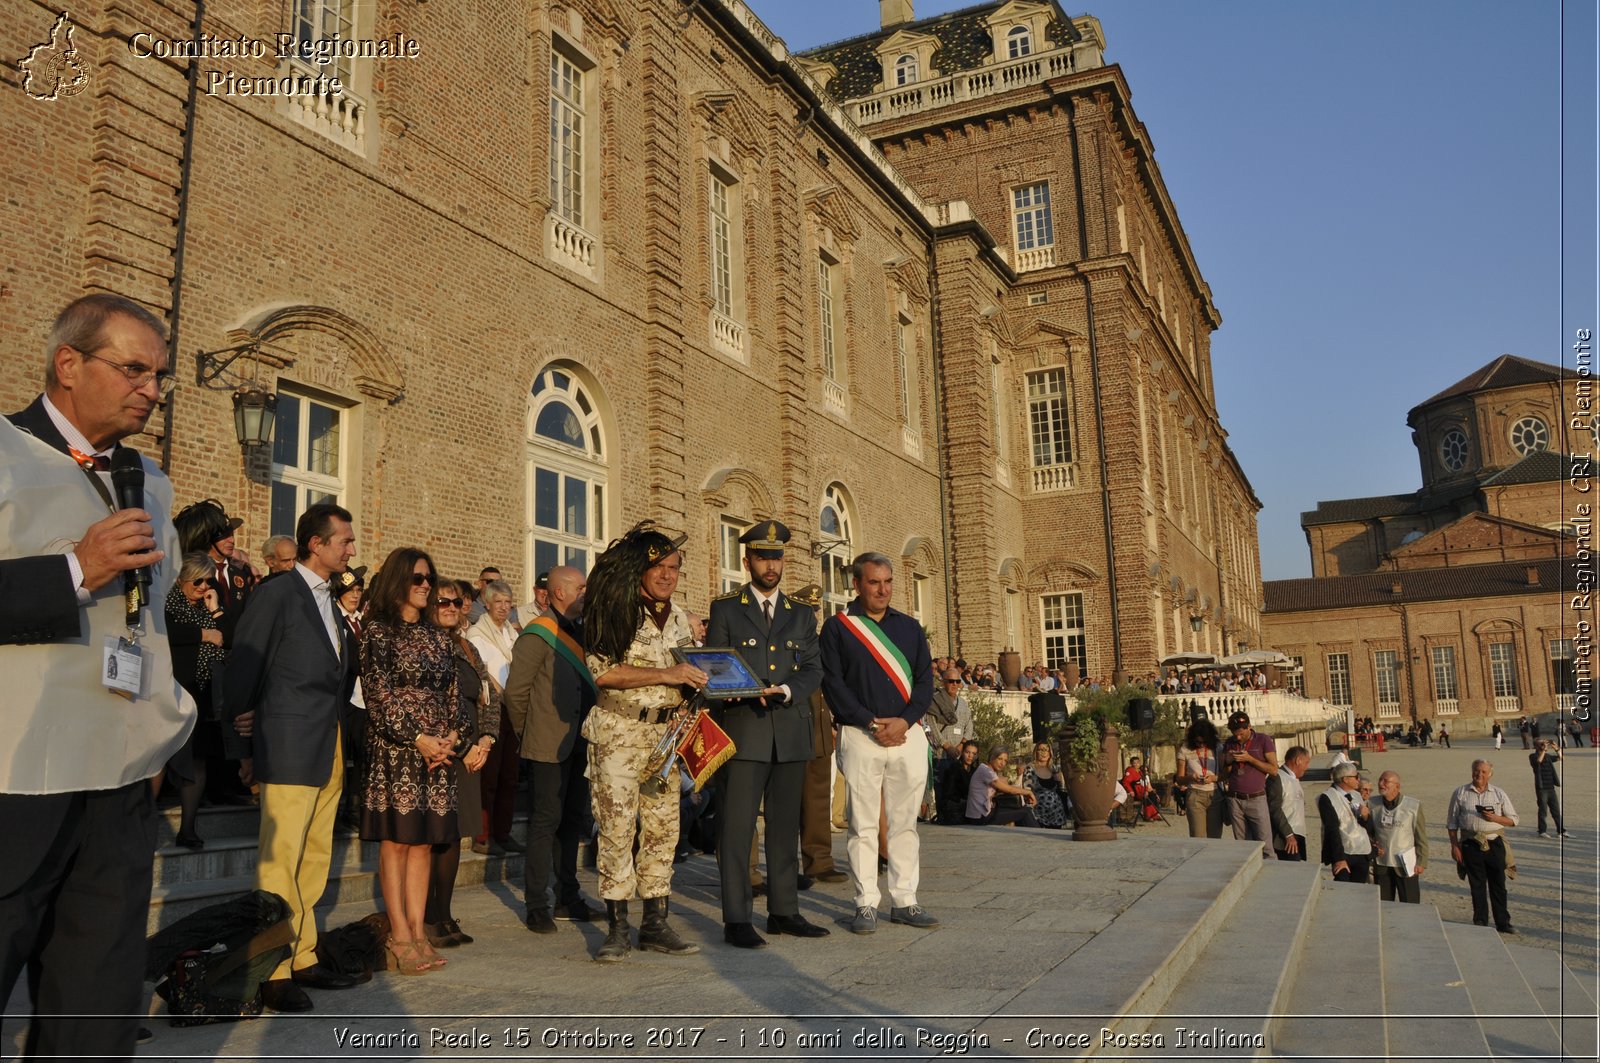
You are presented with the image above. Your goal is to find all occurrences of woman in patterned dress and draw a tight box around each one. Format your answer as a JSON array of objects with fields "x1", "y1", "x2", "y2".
[{"x1": 360, "y1": 548, "x2": 485, "y2": 973}]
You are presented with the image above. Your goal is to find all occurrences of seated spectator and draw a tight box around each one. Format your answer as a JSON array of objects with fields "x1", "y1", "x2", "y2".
[
  {"x1": 939, "y1": 741, "x2": 981, "y2": 825},
  {"x1": 1022, "y1": 741, "x2": 1067, "y2": 829},
  {"x1": 1017, "y1": 666, "x2": 1037, "y2": 693},
  {"x1": 1120, "y1": 756, "x2": 1149, "y2": 803},
  {"x1": 964, "y1": 746, "x2": 1039, "y2": 827}
]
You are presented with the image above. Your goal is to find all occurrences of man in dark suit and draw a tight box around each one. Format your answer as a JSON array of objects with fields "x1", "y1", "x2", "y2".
[
  {"x1": 504, "y1": 564, "x2": 600, "y2": 933},
  {"x1": 0, "y1": 294, "x2": 191, "y2": 1061},
  {"x1": 225, "y1": 502, "x2": 359, "y2": 1012},
  {"x1": 707, "y1": 521, "x2": 827, "y2": 949}
]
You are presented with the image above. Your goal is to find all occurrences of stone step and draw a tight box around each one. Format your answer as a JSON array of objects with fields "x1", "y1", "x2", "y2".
[
  {"x1": 1501, "y1": 941, "x2": 1598, "y2": 1060},
  {"x1": 1378, "y1": 901, "x2": 1490, "y2": 1060},
  {"x1": 1269, "y1": 880, "x2": 1387, "y2": 1062},
  {"x1": 997, "y1": 839, "x2": 1264, "y2": 1053},
  {"x1": 1153, "y1": 859, "x2": 1321, "y2": 1056},
  {"x1": 147, "y1": 845, "x2": 527, "y2": 934},
  {"x1": 153, "y1": 801, "x2": 263, "y2": 846},
  {"x1": 153, "y1": 831, "x2": 380, "y2": 888},
  {"x1": 1442, "y1": 922, "x2": 1567, "y2": 1060}
]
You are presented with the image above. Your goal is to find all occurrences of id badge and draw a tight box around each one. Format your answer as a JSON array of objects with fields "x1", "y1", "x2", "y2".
[{"x1": 102, "y1": 635, "x2": 144, "y2": 700}]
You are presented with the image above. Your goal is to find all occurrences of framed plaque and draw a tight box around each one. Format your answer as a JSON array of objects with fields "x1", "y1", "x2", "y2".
[{"x1": 671, "y1": 646, "x2": 767, "y2": 700}]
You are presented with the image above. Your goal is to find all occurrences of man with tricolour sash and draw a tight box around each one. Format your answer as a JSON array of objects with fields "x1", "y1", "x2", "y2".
[
  {"x1": 819, "y1": 551, "x2": 938, "y2": 936},
  {"x1": 503, "y1": 564, "x2": 601, "y2": 934}
]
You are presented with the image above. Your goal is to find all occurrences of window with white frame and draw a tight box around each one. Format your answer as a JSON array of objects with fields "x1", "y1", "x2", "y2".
[
  {"x1": 1041, "y1": 592, "x2": 1086, "y2": 672},
  {"x1": 1431, "y1": 645, "x2": 1459, "y2": 701},
  {"x1": 1287, "y1": 655, "x2": 1305, "y2": 696},
  {"x1": 910, "y1": 572, "x2": 926, "y2": 622},
  {"x1": 270, "y1": 388, "x2": 347, "y2": 537},
  {"x1": 527, "y1": 367, "x2": 607, "y2": 579},
  {"x1": 818, "y1": 484, "x2": 853, "y2": 618},
  {"x1": 1006, "y1": 24, "x2": 1032, "y2": 58},
  {"x1": 549, "y1": 41, "x2": 589, "y2": 227},
  {"x1": 1373, "y1": 650, "x2": 1400, "y2": 708},
  {"x1": 1027, "y1": 368, "x2": 1072, "y2": 467},
  {"x1": 1325, "y1": 652, "x2": 1351, "y2": 706},
  {"x1": 1012, "y1": 183, "x2": 1053, "y2": 251},
  {"x1": 291, "y1": 0, "x2": 355, "y2": 84},
  {"x1": 1488, "y1": 642, "x2": 1519, "y2": 698},
  {"x1": 818, "y1": 253, "x2": 841, "y2": 382},
  {"x1": 718, "y1": 517, "x2": 750, "y2": 595},
  {"x1": 709, "y1": 169, "x2": 735, "y2": 317},
  {"x1": 896, "y1": 314, "x2": 914, "y2": 426},
  {"x1": 894, "y1": 54, "x2": 918, "y2": 85}
]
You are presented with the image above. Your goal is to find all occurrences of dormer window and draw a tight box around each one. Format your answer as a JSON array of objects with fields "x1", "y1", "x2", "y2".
[
  {"x1": 1007, "y1": 25, "x2": 1032, "y2": 58},
  {"x1": 894, "y1": 54, "x2": 918, "y2": 85}
]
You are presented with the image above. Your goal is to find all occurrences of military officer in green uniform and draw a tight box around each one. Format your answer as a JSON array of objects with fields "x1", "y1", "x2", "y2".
[
  {"x1": 707, "y1": 521, "x2": 828, "y2": 948},
  {"x1": 581, "y1": 523, "x2": 707, "y2": 962}
]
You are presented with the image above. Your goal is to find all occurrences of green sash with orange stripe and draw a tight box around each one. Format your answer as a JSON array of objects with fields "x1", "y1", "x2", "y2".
[{"x1": 523, "y1": 616, "x2": 598, "y2": 694}]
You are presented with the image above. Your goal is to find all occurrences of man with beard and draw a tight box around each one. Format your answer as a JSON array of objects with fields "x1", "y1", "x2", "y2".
[
  {"x1": 505, "y1": 565, "x2": 601, "y2": 933},
  {"x1": 707, "y1": 521, "x2": 826, "y2": 948},
  {"x1": 581, "y1": 523, "x2": 708, "y2": 962}
]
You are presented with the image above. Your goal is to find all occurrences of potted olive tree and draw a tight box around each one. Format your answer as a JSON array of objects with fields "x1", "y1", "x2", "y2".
[{"x1": 1059, "y1": 692, "x2": 1126, "y2": 842}]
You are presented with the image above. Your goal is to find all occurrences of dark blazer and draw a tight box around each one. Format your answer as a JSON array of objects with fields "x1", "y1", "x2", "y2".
[
  {"x1": 706, "y1": 586, "x2": 821, "y2": 764},
  {"x1": 224, "y1": 567, "x2": 355, "y2": 786}
]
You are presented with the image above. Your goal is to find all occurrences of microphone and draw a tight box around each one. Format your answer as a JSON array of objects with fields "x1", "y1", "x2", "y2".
[{"x1": 109, "y1": 448, "x2": 152, "y2": 611}]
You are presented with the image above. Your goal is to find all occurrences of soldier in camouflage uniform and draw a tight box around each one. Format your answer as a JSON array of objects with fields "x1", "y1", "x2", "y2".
[{"x1": 581, "y1": 523, "x2": 708, "y2": 962}]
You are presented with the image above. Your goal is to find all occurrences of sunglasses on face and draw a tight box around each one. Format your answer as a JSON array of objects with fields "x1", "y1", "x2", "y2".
[
  {"x1": 411, "y1": 573, "x2": 436, "y2": 587},
  {"x1": 435, "y1": 596, "x2": 463, "y2": 608},
  {"x1": 189, "y1": 578, "x2": 209, "y2": 588}
]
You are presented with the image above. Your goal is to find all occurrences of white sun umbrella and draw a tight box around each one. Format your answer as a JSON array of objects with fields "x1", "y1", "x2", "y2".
[
  {"x1": 1159, "y1": 651, "x2": 1218, "y2": 668},
  {"x1": 1222, "y1": 649, "x2": 1293, "y2": 667}
]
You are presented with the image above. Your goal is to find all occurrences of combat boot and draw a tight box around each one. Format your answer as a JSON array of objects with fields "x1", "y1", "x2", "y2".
[
  {"x1": 594, "y1": 900, "x2": 631, "y2": 963},
  {"x1": 637, "y1": 896, "x2": 700, "y2": 955}
]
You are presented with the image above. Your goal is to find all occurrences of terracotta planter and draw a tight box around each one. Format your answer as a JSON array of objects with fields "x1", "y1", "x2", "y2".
[
  {"x1": 998, "y1": 650, "x2": 1022, "y2": 689},
  {"x1": 1061, "y1": 725, "x2": 1119, "y2": 841},
  {"x1": 1063, "y1": 661, "x2": 1081, "y2": 690}
]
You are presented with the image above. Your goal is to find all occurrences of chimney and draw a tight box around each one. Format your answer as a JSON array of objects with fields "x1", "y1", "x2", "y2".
[
  {"x1": 1526, "y1": 565, "x2": 1540, "y2": 586},
  {"x1": 881, "y1": 0, "x2": 914, "y2": 29}
]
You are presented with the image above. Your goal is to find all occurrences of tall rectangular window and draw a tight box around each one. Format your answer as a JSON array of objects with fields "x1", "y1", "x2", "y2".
[
  {"x1": 818, "y1": 255, "x2": 839, "y2": 380},
  {"x1": 709, "y1": 172, "x2": 734, "y2": 317},
  {"x1": 1027, "y1": 368, "x2": 1072, "y2": 467},
  {"x1": 718, "y1": 517, "x2": 749, "y2": 594},
  {"x1": 1040, "y1": 592, "x2": 1087, "y2": 672},
  {"x1": 292, "y1": 0, "x2": 354, "y2": 84},
  {"x1": 1431, "y1": 645, "x2": 1459, "y2": 701},
  {"x1": 1012, "y1": 182, "x2": 1053, "y2": 251},
  {"x1": 1550, "y1": 638, "x2": 1576, "y2": 697},
  {"x1": 270, "y1": 389, "x2": 345, "y2": 537},
  {"x1": 1374, "y1": 650, "x2": 1400, "y2": 706},
  {"x1": 1287, "y1": 655, "x2": 1305, "y2": 696},
  {"x1": 550, "y1": 45, "x2": 586, "y2": 226},
  {"x1": 1326, "y1": 652, "x2": 1351, "y2": 706},
  {"x1": 896, "y1": 317, "x2": 913, "y2": 424},
  {"x1": 1489, "y1": 643, "x2": 1519, "y2": 697}
]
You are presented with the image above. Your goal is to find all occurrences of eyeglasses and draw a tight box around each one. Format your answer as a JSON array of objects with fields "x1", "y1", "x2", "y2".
[
  {"x1": 944, "y1": 679, "x2": 961, "y2": 685},
  {"x1": 81, "y1": 351, "x2": 176, "y2": 397},
  {"x1": 435, "y1": 596, "x2": 463, "y2": 608},
  {"x1": 189, "y1": 578, "x2": 209, "y2": 588},
  {"x1": 411, "y1": 573, "x2": 436, "y2": 586}
]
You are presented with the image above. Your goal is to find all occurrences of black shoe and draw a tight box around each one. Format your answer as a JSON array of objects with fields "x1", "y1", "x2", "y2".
[
  {"x1": 174, "y1": 831, "x2": 204, "y2": 850},
  {"x1": 877, "y1": 856, "x2": 889, "y2": 873},
  {"x1": 557, "y1": 898, "x2": 600, "y2": 922},
  {"x1": 750, "y1": 881, "x2": 767, "y2": 898},
  {"x1": 723, "y1": 922, "x2": 768, "y2": 949},
  {"x1": 767, "y1": 913, "x2": 830, "y2": 938},
  {"x1": 496, "y1": 835, "x2": 526, "y2": 854},
  {"x1": 443, "y1": 918, "x2": 473, "y2": 945},
  {"x1": 796, "y1": 874, "x2": 814, "y2": 891},
  {"x1": 136, "y1": 1027, "x2": 153, "y2": 1045},
  {"x1": 1497, "y1": 925, "x2": 1516, "y2": 935},
  {"x1": 813, "y1": 869, "x2": 850, "y2": 884},
  {"x1": 291, "y1": 963, "x2": 357, "y2": 991},
  {"x1": 261, "y1": 979, "x2": 313, "y2": 1013},
  {"x1": 525, "y1": 910, "x2": 557, "y2": 935}
]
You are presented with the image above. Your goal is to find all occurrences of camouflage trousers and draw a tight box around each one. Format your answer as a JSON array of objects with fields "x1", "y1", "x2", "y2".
[{"x1": 582, "y1": 709, "x2": 680, "y2": 901}]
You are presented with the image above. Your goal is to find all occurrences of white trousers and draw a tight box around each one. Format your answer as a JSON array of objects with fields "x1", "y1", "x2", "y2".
[{"x1": 839, "y1": 724, "x2": 929, "y2": 909}]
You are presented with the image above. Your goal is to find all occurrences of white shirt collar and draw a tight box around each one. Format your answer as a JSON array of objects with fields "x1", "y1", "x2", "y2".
[
  {"x1": 41, "y1": 394, "x2": 104, "y2": 458},
  {"x1": 750, "y1": 586, "x2": 779, "y2": 608},
  {"x1": 296, "y1": 561, "x2": 329, "y2": 595}
]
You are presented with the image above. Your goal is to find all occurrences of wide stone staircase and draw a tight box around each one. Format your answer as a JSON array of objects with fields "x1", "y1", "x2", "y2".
[
  {"x1": 1000, "y1": 843, "x2": 1599, "y2": 1062},
  {"x1": 148, "y1": 801, "x2": 529, "y2": 933}
]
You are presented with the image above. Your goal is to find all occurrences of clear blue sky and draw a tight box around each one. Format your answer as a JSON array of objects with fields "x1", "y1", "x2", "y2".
[{"x1": 757, "y1": 0, "x2": 1594, "y2": 580}]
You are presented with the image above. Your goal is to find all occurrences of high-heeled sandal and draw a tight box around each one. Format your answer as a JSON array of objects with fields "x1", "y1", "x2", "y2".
[
  {"x1": 418, "y1": 941, "x2": 448, "y2": 969},
  {"x1": 385, "y1": 938, "x2": 431, "y2": 975}
]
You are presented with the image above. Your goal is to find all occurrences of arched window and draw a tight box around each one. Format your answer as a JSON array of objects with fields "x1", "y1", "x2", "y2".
[
  {"x1": 527, "y1": 365, "x2": 608, "y2": 580},
  {"x1": 1006, "y1": 25, "x2": 1032, "y2": 58},
  {"x1": 818, "y1": 483, "x2": 855, "y2": 618},
  {"x1": 894, "y1": 54, "x2": 918, "y2": 86}
]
